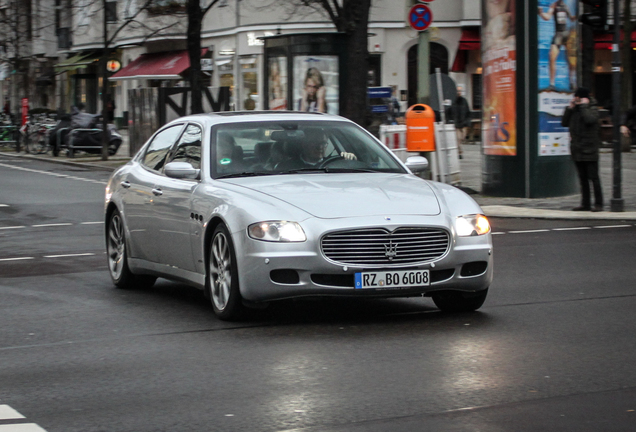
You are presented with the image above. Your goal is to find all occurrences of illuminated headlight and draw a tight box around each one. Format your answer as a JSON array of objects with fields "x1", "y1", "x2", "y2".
[
  {"x1": 105, "y1": 184, "x2": 112, "y2": 202},
  {"x1": 456, "y1": 214, "x2": 491, "y2": 237},
  {"x1": 248, "y1": 221, "x2": 306, "y2": 242}
]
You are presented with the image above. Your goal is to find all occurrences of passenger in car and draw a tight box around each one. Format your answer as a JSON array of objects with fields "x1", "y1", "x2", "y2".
[
  {"x1": 263, "y1": 142, "x2": 287, "y2": 171},
  {"x1": 216, "y1": 133, "x2": 245, "y2": 174}
]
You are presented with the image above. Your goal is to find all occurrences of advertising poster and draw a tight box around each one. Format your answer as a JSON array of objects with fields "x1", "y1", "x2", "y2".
[
  {"x1": 537, "y1": 0, "x2": 578, "y2": 156},
  {"x1": 268, "y1": 57, "x2": 288, "y2": 111},
  {"x1": 293, "y1": 56, "x2": 339, "y2": 115},
  {"x1": 482, "y1": 0, "x2": 517, "y2": 156}
]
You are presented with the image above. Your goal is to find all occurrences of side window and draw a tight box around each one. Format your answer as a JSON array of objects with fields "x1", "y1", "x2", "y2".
[
  {"x1": 167, "y1": 124, "x2": 202, "y2": 170},
  {"x1": 141, "y1": 125, "x2": 183, "y2": 171}
]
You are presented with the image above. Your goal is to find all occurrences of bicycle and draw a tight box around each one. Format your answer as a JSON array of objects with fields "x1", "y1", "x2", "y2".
[
  {"x1": 22, "y1": 114, "x2": 57, "y2": 155},
  {"x1": 0, "y1": 115, "x2": 20, "y2": 151}
]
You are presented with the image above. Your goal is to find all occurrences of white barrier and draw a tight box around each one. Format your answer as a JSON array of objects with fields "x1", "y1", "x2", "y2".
[
  {"x1": 379, "y1": 124, "x2": 409, "y2": 162},
  {"x1": 378, "y1": 123, "x2": 461, "y2": 185}
]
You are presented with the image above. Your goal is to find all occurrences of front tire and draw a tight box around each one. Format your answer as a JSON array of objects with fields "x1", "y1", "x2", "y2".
[
  {"x1": 432, "y1": 288, "x2": 489, "y2": 313},
  {"x1": 107, "y1": 209, "x2": 156, "y2": 289},
  {"x1": 208, "y1": 224, "x2": 244, "y2": 320}
]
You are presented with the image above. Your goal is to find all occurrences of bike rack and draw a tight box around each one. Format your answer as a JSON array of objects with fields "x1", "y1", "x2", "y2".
[
  {"x1": 66, "y1": 128, "x2": 103, "y2": 158},
  {"x1": 0, "y1": 125, "x2": 19, "y2": 146}
]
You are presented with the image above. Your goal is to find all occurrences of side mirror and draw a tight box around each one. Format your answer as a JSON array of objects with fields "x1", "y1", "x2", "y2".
[
  {"x1": 164, "y1": 161, "x2": 200, "y2": 180},
  {"x1": 405, "y1": 155, "x2": 429, "y2": 173}
]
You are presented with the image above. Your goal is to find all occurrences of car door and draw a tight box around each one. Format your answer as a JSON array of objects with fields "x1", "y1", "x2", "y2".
[
  {"x1": 122, "y1": 124, "x2": 185, "y2": 263},
  {"x1": 151, "y1": 123, "x2": 203, "y2": 272}
]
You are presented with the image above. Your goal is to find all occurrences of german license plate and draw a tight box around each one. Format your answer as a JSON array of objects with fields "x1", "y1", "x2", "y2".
[{"x1": 354, "y1": 269, "x2": 430, "y2": 289}]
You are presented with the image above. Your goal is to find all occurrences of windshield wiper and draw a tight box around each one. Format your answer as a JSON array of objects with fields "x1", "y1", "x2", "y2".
[
  {"x1": 216, "y1": 171, "x2": 275, "y2": 179},
  {"x1": 279, "y1": 167, "x2": 330, "y2": 174}
]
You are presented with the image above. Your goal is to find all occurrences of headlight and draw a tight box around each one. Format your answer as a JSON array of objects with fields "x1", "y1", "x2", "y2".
[
  {"x1": 456, "y1": 214, "x2": 490, "y2": 237},
  {"x1": 105, "y1": 184, "x2": 112, "y2": 202},
  {"x1": 248, "y1": 221, "x2": 306, "y2": 242}
]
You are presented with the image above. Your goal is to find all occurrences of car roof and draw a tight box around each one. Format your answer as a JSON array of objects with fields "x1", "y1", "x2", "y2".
[{"x1": 170, "y1": 111, "x2": 354, "y2": 126}]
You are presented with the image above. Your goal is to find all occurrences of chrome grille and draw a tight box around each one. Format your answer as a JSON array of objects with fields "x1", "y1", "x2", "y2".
[{"x1": 321, "y1": 227, "x2": 450, "y2": 266}]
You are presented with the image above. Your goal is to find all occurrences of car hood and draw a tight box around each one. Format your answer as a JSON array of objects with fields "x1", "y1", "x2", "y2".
[{"x1": 223, "y1": 173, "x2": 441, "y2": 218}]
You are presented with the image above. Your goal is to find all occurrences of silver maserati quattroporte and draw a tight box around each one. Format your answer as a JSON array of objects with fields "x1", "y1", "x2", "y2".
[{"x1": 105, "y1": 112, "x2": 493, "y2": 320}]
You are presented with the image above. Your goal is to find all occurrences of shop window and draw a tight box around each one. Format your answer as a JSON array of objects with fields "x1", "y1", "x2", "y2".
[
  {"x1": 240, "y1": 57, "x2": 258, "y2": 110},
  {"x1": 472, "y1": 73, "x2": 482, "y2": 110},
  {"x1": 368, "y1": 54, "x2": 381, "y2": 87}
]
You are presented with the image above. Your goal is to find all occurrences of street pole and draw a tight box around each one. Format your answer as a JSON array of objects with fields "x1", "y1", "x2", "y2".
[
  {"x1": 101, "y1": 0, "x2": 109, "y2": 161},
  {"x1": 610, "y1": 0, "x2": 623, "y2": 211}
]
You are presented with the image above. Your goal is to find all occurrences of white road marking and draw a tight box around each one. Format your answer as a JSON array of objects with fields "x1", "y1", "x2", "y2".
[
  {"x1": 0, "y1": 226, "x2": 25, "y2": 230},
  {"x1": 31, "y1": 223, "x2": 73, "y2": 228},
  {"x1": 0, "y1": 257, "x2": 34, "y2": 262},
  {"x1": 0, "y1": 404, "x2": 25, "y2": 419},
  {"x1": 43, "y1": 253, "x2": 95, "y2": 258},
  {"x1": 0, "y1": 162, "x2": 106, "y2": 185},
  {"x1": 553, "y1": 227, "x2": 592, "y2": 231},
  {"x1": 491, "y1": 232, "x2": 506, "y2": 235},
  {"x1": 80, "y1": 221, "x2": 104, "y2": 225},
  {"x1": 0, "y1": 424, "x2": 48, "y2": 432},
  {"x1": 0, "y1": 204, "x2": 8, "y2": 207},
  {"x1": 508, "y1": 229, "x2": 551, "y2": 234},
  {"x1": 593, "y1": 224, "x2": 632, "y2": 229}
]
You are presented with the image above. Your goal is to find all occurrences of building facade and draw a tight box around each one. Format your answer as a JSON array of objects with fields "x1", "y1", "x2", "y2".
[{"x1": 1, "y1": 0, "x2": 633, "y2": 125}]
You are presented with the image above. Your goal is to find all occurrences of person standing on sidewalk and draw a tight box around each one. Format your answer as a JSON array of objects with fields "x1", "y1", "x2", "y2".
[
  {"x1": 561, "y1": 87, "x2": 603, "y2": 211},
  {"x1": 452, "y1": 86, "x2": 471, "y2": 159}
]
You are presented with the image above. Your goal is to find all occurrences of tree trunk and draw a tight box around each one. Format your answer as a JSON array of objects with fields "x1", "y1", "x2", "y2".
[
  {"x1": 187, "y1": 0, "x2": 204, "y2": 114},
  {"x1": 338, "y1": 0, "x2": 370, "y2": 127}
]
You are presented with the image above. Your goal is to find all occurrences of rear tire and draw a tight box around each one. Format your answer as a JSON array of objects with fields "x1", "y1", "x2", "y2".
[
  {"x1": 207, "y1": 224, "x2": 245, "y2": 320},
  {"x1": 107, "y1": 209, "x2": 156, "y2": 289},
  {"x1": 432, "y1": 288, "x2": 489, "y2": 312}
]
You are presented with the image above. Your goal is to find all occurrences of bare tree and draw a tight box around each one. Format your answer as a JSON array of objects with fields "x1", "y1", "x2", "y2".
[
  {"x1": 187, "y1": 0, "x2": 221, "y2": 114},
  {"x1": 0, "y1": 0, "x2": 50, "y2": 116},
  {"x1": 70, "y1": 0, "x2": 181, "y2": 159}
]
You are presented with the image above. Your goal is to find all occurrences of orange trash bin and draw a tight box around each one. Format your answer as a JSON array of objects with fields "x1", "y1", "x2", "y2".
[{"x1": 405, "y1": 104, "x2": 435, "y2": 152}]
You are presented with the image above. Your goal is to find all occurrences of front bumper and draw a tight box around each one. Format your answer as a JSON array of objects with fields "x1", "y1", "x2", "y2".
[{"x1": 234, "y1": 215, "x2": 493, "y2": 302}]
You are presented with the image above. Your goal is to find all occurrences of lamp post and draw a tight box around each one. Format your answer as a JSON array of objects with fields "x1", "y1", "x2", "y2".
[{"x1": 610, "y1": 0, "x2": 623, "y2": 212}]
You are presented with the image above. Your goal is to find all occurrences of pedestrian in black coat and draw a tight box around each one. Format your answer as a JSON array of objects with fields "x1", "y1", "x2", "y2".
[{"x1": 561, "y1": 87, "x2": 603, "y2": 211}]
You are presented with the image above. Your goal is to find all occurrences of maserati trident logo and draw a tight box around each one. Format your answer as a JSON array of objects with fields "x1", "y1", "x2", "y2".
[{"x1": 384, "y1": 240, "x2": 398, "y2": 260}]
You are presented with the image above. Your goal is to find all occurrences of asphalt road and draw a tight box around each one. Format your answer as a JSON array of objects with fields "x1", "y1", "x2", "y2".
[{"x1": 1, "y1": 157, "x2": 636, "y2": 432}]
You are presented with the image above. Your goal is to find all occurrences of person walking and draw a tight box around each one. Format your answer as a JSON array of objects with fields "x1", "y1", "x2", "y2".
[{"x1": 561, "y1": 87, "x2": 603, "y2": 211}]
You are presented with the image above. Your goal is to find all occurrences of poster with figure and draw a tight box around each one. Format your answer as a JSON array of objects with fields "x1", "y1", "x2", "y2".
[
  {"x1": 268, "y1": 57, "x2": 287, "y2": 111},
  {"x1": 537, "y1": 0, "x2": 578, "y2": 156},
  {"x1": 293, "y1": 56, "x2": 339, "y2": 115},
  {"x1": 482, "y1": 0, "x2": 517, "y2": 156}
]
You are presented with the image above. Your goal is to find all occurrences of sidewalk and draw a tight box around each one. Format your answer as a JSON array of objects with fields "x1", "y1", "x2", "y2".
[
  {"x1": 2, "y1": 129, "x2": 636, "y2": 220},
  {"x1": 459, "y1": 141, "x2": 636, "y2": 219}
]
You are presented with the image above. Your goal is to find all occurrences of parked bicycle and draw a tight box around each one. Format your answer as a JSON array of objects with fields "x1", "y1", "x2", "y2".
[{"x1": 21, "y1": 114, "x2": 57, "y2": 155}]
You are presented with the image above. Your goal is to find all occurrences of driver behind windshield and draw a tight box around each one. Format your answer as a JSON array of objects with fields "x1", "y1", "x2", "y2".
[{"x1": 276, "y1": 128, "x2": 356, "y2": 170}]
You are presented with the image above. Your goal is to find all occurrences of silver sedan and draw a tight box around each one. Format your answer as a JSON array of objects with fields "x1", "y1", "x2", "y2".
[{"x1": 105, "y1": 112, "x2": 493, "y2": 320}]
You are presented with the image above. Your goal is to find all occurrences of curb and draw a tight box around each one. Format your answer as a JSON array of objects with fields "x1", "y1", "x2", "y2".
[{"x1": 0, "y1": 151, "x2": 129, "y2": 172}]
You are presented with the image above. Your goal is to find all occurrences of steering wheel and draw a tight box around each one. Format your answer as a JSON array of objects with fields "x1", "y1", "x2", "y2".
[{"x1": 318, "y1": 155, "x2": 345, "y2": 168}]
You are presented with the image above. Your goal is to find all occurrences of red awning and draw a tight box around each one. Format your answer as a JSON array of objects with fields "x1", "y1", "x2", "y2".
[
  {"x1": 594, "y1": 31, "x2": 636, "y2": 49},
  {"x1": 110, "y1": 49, "x2": 208, "y2": 80},
  {"x1": 458, "y1": 29, "x2": 480, "y2": 51},
  {"x1": 452, "y1": 29, "x2": 480, "y2": 73}
]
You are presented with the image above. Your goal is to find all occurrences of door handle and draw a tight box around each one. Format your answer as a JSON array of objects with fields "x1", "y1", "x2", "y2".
[
  {"x1": 120, "y1": 181, "x2": 131, "y2": 188},
  {"x1": 152, "y1": 188, "x2": 163, "y2": 196}
]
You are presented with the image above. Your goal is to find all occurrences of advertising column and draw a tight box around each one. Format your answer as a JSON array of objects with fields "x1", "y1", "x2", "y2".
[
  {"x1": 482, "y1": 0, "x2": 516, "y2": 157},
  {"x1": 537, "y1": 0, "x2": 578, "y2": 156}
]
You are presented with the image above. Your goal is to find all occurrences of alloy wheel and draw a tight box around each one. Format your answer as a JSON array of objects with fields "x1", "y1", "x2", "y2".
[
  {"x1": 107, "y1": 213, "x2": 125, "y2": 280},
  {"x1": 210, "y1": 231, "x2": 232, "y2": 311}
]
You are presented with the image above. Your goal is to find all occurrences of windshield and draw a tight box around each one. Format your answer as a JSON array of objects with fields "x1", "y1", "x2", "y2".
[{"x1": 210, "y1": 121, "x2": 406, "y2": 178}]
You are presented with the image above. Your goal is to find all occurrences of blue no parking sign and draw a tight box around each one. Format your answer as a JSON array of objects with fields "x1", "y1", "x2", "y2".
[{"x1": 408, "y1": 4, "x2": 433, "y2": 32}]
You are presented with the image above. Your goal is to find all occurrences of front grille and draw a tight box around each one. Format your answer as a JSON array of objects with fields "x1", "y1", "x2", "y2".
[{"x1": 321, "y1": 227, "x2": 450, "y2": 266}]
